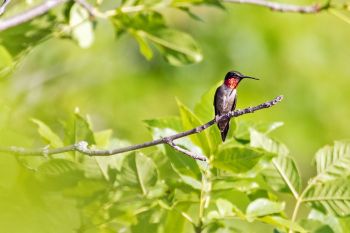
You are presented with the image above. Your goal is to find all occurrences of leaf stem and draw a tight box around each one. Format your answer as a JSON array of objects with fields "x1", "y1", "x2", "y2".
[
  {"x1": 289, "y1": 179, "x2": 316, "y2": 233},
  {"x1": 197, "y1": 165, "x2": 212, "y2": 232}
]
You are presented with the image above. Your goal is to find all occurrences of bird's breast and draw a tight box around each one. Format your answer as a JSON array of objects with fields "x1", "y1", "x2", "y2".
[{"x1": 223, "y1": 89, "x2": 236, "y2": 112}]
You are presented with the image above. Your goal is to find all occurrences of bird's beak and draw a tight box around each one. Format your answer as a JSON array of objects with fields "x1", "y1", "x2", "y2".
[{"x1": 242, "y1": 75, "x2": 259, "y2": 80}]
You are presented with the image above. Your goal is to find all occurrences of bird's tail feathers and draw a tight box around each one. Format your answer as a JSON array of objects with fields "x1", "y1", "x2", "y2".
[{"x1": 220, "y1": 123, "x2": 229, "y2": 142}]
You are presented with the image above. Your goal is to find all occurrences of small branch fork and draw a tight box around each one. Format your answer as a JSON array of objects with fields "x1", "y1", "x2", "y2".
[
  {"x1": 0, "y1": 95, "x2": 283, "y2": 161},
  {"x1": 0, "y1": 0, "x2": 332, "y2": 32}
]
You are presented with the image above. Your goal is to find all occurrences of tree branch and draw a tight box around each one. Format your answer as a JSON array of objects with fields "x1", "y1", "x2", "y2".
[
  {"x1": 0, "y1": 0, "x2": 11, "y2": 16},
  {"x1": 223, "y1": 0, "x2": 330, "y2": 13},
  {"x1": 0, "y1": 95, "x2": 283, "y2": 161},
  {"x1": 74, "y1": 0, "x2": 106, "y2": 18},
  {"x1": 0, "y1": 0, "x2": 66, "y2": 31},
  {"x1": 166, "y1": 140, "x2": 207, "y2": 161}
]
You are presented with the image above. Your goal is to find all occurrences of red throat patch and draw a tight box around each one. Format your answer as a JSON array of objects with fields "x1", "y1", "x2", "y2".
[{"x1": 224, "y1": 78, "x2": 238, "y2": 89}]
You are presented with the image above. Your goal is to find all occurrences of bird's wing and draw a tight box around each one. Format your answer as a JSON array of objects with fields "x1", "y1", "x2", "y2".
[
  {"x1": 214, "y1": 87, "x2": 220, "y2": 116},
  {"x1": 231, "y1": 94, "x2": 237, "y2": 111}
]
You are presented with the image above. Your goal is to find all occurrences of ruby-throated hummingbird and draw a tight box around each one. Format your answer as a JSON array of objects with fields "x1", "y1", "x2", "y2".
[{"x1": 214, "y1": 71, "x2": 259, "y2": 142}]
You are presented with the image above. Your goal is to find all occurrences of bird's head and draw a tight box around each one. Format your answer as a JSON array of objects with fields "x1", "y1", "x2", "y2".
[{"x1": 224, "y1": 71, "x2": 259, "y2": 89}]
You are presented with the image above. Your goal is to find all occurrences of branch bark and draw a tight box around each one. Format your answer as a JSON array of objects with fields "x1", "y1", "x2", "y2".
[
  {"x1": 0, "y1": 95, "x2": 283, "y2": 161},
  {"x1": 223, "y1": 0, "x2": 330, "y2": 13},
  {"x1": 0, "y1": 0, "x2": 11, "y2": 16},
  {"x1": 0, "y1": 0, "x2": 331, "y2": 32},
  {"x1": 0, "y1": 0, "x2": 66, "y2": 31}
]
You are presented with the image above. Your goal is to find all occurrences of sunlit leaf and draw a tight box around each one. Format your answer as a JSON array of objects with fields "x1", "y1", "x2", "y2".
[
  {"x1": 258, "y1": 216, "x2": 307, "y2": 233},
  {"x1": 36, "y1": 159, "x2": 83, "y2": 189},
  {"x1": 144, "y1": 116, "x2": 183, "y2": 132},
  {"x1": 116, "y1": 152, "x2": 158, "y2": 195},
  {"x1": 212, "y1": 179, "x2": 260, "y2": 193},
  {"x1": 250, "y1": 129, "x2": 299, "y2": 195},
  {"x1": 210, "y1": 189, "x2": 250, "y2": 216},
  {"x1": 246, "y1": 198, "x2": 285, "y2": 220},
  {"x1": 94, "y1": 129, "x2": 113, "y2": 148},
  {"x1": 314, "y1": 141, "x2": 350, "y2": 182},
  {"x1": 165, "y1": 146, "x2": 202, "y2": 189},
  {"x1": 304, "y1": 179, "x2": 350, "y2": 217},
  {"x1": 172, "y1": 0, "x2": 224, "y2": 8},
  {"x1": 212, "y1": 146, "x2": 264, "y2": 173},
  {"x1": 161, "y1": 209, "x2": 188, "y2": 233},
  {"x1": 32, "y1": 119, "x2": 63, "y2": 148},
  {"x1": 177, "y1": 99, "x2": 211, "y2": 154},
  {"x1": 74, "y1": 110, "x2": 95, "y2": 145},
  {"x1": 308, "y1": 209, "x2": 343, "y2": 233},
  {"x1": 142, "y1": 29, "x2": 202, "y2": 66},
  {"x1": 194, "y1": 82, "x2": 226, "y2": 152},
  {"x1": 270, "y1": 155, "x2": 302, "y2": 197},
  {"x1": 132, "y1": 31, "x2": 153, "y2": 60},
  {"x1": 0, "y1": 14, "x2": 54, "y2": 57},
  {"x1": 0, "y1": 45, "x2": 13, "y2": 77},
  {"x1": 69, "y1": 3, "x2": 94, "y2": 48},
  {"x1": 250, "y1": 128, "x2": 289, "y2": 156},
  {"x1": 235, "y1": 121, "x2": 284, "y2": 142},
  {"x1": 112, "y1": 12, "x2": 202, "y2": 66}
]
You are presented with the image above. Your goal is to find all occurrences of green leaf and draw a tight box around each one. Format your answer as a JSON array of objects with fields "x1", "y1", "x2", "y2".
[
  {"x1": 0, "y1": 14, "x2": 54, "y2": 57},
  {"x1": 314, "y1": 141, "x2": 350, "y2": 182},
  {"x1": 132, "y1": 31, "x2": 153, "y2": 60},
  {"x1": 165, "y1": 146, "x2": 202, "y2": 189},
  {"x1": 304, "y1": 179, "x2": 350, "y2": 217},
  {"x1": 74, "y1": 109, "x2": 95, "y2": 145},
  {"x1": 212, "y1": 146, "x2": 264, "y2": 173},
  {"x1": 308, "y1": 209, "x2": 343, "y2": 233},
  {"x1": 258, "y1": 216, "x2": 307, "y2": 233},
  {"x1": 177, "y1": 99, "x2": 211, "y2": 154},
  {"x1": 37, "y1": 159, "x2": 79, "y2": 176},
  {"x1": 246, "y1": 198, "x2": 285, "y2": 220},
  {"x1": 32, "y1": 119, "x2": 63, "y2": 148},
  {"x1": 116, "y1": 152, "x2": 158, "y2": 196},
  {"x1": 235, "y1": 121, "x2": 284, "y2": 142},
  {"x1": 144, "y1": 116, "x2": 183, "y2": 132},
  {"x1": 251, "y1": 129, "x2": 299, "y2": 195},
  {"x1": 112, "y1": 12, "x2": 202, "y2": 66},
  {"x1": 69, "y1": 3, "x2": 94, "y2": 48},
  {"x1": 94, "y1": 129, "x2": 113, "y2": 148},
  {"x1": 141, "y1": 29, "x2": 202, "y2": 66},
  {"x1": 161, "y1": 209, "x2": 188, "y2": 233},
  {"x1": 194, "y1": 82, "x2": 225, "y2": 152},
  {"x1": 212, "y1": 179, "x2": 260, "y2": 193},
  {"x1": 250, "y1": 128, "x2": 289, "y2": 156},
  {"x1": 172, "y1": 0, "x2": 224, "y2": 8},
  {"x1": 0, "y1": 45, "x2": 13, "y2": 77},
  {"x1": 270, "y1": 155, "x2": 302, "y2": 197},
  {"x1": 36, "y1": 159, "x2": 83, "y2": 189}
]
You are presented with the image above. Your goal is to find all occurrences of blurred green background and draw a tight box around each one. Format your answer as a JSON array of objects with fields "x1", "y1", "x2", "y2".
[
  {"x1": 2, "y1": 4, "x2": 349, "y2": 177},
  {"x1": 1, "y1": 2, "x2": 350, "y2": 231}
]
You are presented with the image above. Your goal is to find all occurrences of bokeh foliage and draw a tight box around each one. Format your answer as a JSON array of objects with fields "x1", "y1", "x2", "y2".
[
  {"x1": 1, "y1": 0, "x2": 350, "y2": 232},
  {"x1": 2, "y1": 86, "x2": 350, "y2": 232}
]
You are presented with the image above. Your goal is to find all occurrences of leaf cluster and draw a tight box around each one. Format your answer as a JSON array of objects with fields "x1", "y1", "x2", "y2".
[
  {"x1": 0, "y1": 0, "x2": 224, "y2": 77},
  {"x1": 4, "y1": 84, "x2": 350, "y2": 232}
]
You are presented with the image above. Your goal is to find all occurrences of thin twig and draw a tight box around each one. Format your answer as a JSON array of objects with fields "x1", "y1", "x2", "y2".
[
  {"x1": 0, "y1": 0, "x2": 11, "y2": 16},
  {"x1": 0, "y1": 95, "x2": 283, "y2": 160},
  {"x1": 74, "y1": 0, "x2": 106, "y2": 18},
  {"x1": 223, "y1": 0, "x2": 330, "y2": 13},
  {"x1": 166, "y1": 140, "x2": 207, "y2": 161},
  {"x1": 0, "y1": 0, "x2": 66, "y2": 31}
]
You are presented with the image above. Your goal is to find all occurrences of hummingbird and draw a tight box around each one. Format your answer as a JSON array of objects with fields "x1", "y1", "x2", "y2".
[{"x1": 214, "y1": 71, "x2": 259, "y2": 142}]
